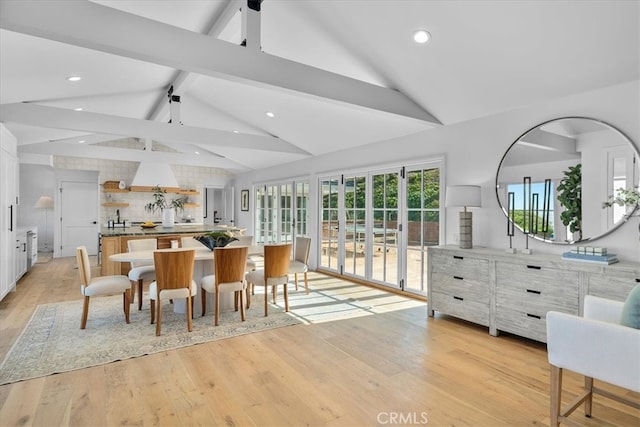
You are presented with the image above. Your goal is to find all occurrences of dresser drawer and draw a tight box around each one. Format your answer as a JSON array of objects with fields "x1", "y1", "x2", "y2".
[
  {"x1": 431, "y1": 272, "x2": 489, "y2": 303},
  {"x1": 496, "y1": 262, "x2": 579, "y2": 298},
  {"x1": 431, "y1": 253, "x2": 489, "y2": 282},
  {"x1": 496, "y1": 307, "x2": 548, "y2": 342},
  {"x1": 588, "y1": 272, "x2": 640, "y2": 302},
  {"x1": 496, "y1": 284, "x2": 579, "y2": 313},
  {"x1": 430, "y1": 291, "x2": 489, "y2": 327}
]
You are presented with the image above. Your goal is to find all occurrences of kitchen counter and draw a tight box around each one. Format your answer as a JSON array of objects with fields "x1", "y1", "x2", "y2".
[
  {"x1": 99, "y1": 224, "x2": 238, "y2": 237},
  {"x1": 99, "y1": 225, "x2": 240, "y2": 275}
]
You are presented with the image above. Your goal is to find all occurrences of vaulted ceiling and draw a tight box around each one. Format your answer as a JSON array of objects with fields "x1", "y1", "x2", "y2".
[{"x1": 1, "y1": 0, "x2": 638, "y2": 173}]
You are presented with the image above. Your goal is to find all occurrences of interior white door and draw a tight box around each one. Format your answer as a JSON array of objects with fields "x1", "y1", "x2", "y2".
[{"x1": 60, "y1": 181, "x2": 99, "y2": 257}]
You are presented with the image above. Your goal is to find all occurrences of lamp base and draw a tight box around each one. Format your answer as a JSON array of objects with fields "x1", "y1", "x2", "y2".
[{"x1": 459, "y1": 211, "x2": 472, "y2": 249}]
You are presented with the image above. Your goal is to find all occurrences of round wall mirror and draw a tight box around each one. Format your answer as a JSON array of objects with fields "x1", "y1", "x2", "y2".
[{"x1": 496, "y1": 117, "x2": 639, "y2": 244}]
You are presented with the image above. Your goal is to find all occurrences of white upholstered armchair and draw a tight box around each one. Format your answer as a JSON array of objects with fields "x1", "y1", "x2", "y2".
[{"x1": 546, "y1": 295, "x2": 640, "y2": 426}]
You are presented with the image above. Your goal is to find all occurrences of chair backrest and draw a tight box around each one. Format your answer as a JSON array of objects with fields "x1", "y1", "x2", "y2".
[
  {"x1": 153, "y1": 249, "x2": 195, "y2": 292},
  {"x1": 228, "y1": 235, "x2": 254, "y2": 246},
  {"x1": 294, "y1": 236, "x2": 311, "y2": 263},
  {"x1": 264, "y1": 244, "x2": 292, "y2": 278},
  {"x1": 214, "y1": 246, "x2": 248, "y2": 285},
  {"x1": 76, "y1": 246, "x2": 91, "y2": 286},
  {"x1": 128, "y1": 238, "x2": 157, "y2": 268}
]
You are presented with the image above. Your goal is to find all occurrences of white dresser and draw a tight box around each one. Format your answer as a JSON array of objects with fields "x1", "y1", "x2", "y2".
[{"x1": 427, "y1": 245, "x2": 640, "y2": 342}]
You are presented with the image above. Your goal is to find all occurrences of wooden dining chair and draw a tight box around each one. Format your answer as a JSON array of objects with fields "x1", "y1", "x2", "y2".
[
  {"x1": 127, "y1": 238, "x2": 157, "y2": 310},
  {"x1": 149, "y1": 249, "x2": 197, "y2": 336},
  {"x1": 76, "y1": 246, "x2": 131, "y2": 329},
  {"x1": 288, "y1": 236, "x2": 311, "y2": 294},
  {"x1": 200, "y1": 246, "x2": 248, "y2": 326},
  {"x1": 245, "y1": 243, "x2": 292, "y2": 316},
  {"x1": 227, "y1": 235, "x2": 257, "y2": 272}
]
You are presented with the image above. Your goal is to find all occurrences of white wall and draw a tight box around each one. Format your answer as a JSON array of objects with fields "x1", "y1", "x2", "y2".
[{"x1": 234, "y1": 80, "x2": 640, "y2": 261}]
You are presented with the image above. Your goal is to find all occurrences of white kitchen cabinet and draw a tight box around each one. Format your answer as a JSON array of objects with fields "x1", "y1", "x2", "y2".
[
  {"x1": 15, "y1": 229, "x2": 27, "y2": 281},
  {"x1": 1, "y1": 124, "x2": 18, "y2": 300}
]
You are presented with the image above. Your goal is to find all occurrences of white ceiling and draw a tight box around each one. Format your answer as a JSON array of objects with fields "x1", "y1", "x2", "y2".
[{"x1": 1, "y1": 0, "x2": 638, "y2": 173}]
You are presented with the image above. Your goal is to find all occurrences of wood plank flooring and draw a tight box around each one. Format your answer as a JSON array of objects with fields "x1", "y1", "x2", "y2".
[{"x1": 0, "y1": 256, "x2": 638, "y2": 426}]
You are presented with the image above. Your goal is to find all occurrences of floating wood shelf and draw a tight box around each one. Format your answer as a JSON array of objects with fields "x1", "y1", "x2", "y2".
[
  {"x1": 103, "y1": 189, "x2": 130, "y2": 193},
  {"x1": 103, "y1": 202, "x2": 129, "y2": 207},
  {"x1": 183, "y1": 203, "x2": 200, "y2": 208}
]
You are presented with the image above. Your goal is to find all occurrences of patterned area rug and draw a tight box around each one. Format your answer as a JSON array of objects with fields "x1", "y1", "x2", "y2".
[
  {"x1": 0, "y1": 295, "x2": 301, "y2": 385},
  {"x1": 0, "y1": 273, "x2": 425, "y2": 385}
]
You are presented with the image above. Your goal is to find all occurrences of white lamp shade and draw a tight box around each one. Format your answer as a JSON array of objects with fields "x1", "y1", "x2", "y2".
[
  {"x1": 34, "y1": 195, "x2": 54, "y2": 209},
  {"x1": 445, "y1": 185, "x2": 482, "y2": 208}
]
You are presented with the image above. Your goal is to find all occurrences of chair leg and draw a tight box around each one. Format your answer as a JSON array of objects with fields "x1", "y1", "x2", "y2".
[
  {"x1": 284, "y1": 283, "x2": 289, "y2": 312},
  {"x1": 584, "y1": 376, "x2": 594, "y2": 417},
  {"x1": 272, "y1": 285, "x2": 277, "y2": 303},
  {"x1": 123, "y1": 289, "x2": 131, "y2": 324},
  {"x1": 264, "y1": 283, "x2": 268, "y2": 317},
  {"x1": 81, "y1": 296, "x2": 90, "y2": 329},
  {"x1": 155, "y1": 300, "x2": 162, "y2": 336},
  {"x1": 294, "y1": 273, "x2": 299, "y2": 290},
  {"x1": 201, "y1": 290, "x2": 207, "y2": 317},
  {"x1": 234, "y1": 292, "x2": 239, "y2": 311},
  {"x1": 550, "y1": 365, "x2": 562, "y2": 427},
  {"x1": 304, "y1": 272, "x2": 309, "y2": 294},
  {"x1": 137, "y1": 279, "x2": 144, "y2": 310},
  {"x1": 130, "y1": 281, "x2": 136, "y2": 304},
  {"x1": 187, "y1": 297, "x2": 193, "y2": 332},
  {"x1": 240, "y1": 290, "x2": 246, "y2": 321},
  {"x1": 214, "y1": 291, "x2": 220, "y2": 326},
  {"x1": 150, "y1": 299, "x2": 155, "y2": 324},
  {"x1": 246, "y1": 283, "x2": 252, "y2": 309}
]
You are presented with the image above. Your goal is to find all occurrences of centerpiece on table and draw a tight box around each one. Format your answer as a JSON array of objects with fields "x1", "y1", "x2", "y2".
[
  {"x1": 193, "y1": 231, "x2": 237, "y2": 250},
  {"x1": 144, "y1": 186, "x2": 187, "y2": 227}
]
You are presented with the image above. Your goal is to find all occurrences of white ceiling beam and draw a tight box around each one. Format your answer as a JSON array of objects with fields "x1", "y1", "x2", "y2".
[
  {"x1": 0, "y1": 0, "x2": 440, "y2": 125},
  {"x1": 0, "y1": 103, "x2": 309, "y2": 155},
  {"x1": 18, "y1": 140, "x2": 250, "y2": 170}
]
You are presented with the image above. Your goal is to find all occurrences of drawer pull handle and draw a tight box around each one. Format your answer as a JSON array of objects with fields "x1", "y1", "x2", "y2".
[
  {"x1": 526, "y1": 289, "x2": 541, "y2": 295},
  {"x1": 526, "y1": 313, "x2": 541, "y2": 319},
  {"x1": 453, "y1": 255, "x2": 464, "y2": 260},
  {"x1": 453, "y1": 296, "x2": 464, "y2": 301},
  {"x1": 453, "y1": 276, "x2": 464, "y2": 280},
  {"x1": 526, "y1": 265, "x2": 542, "y2": 270}
]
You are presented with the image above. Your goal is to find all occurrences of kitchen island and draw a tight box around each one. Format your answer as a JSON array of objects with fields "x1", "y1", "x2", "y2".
[{"x1": 100, "y1": 224, "x2": 239, "y2": 276}]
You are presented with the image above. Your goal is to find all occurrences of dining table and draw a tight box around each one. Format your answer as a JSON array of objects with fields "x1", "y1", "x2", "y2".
[{"x1": 109, "y1": 245, "x2": 263, "y2": 315}]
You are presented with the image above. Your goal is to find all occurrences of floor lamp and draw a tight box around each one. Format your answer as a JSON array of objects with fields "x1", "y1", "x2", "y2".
[
  {"x1": 34, "y1": 196, "x2": 54, "y2": 252},
  {"x1": 445, "y1": 185, "x2": 482, "y2": 249}
]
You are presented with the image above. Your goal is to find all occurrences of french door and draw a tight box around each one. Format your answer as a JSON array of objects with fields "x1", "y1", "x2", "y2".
[
  {"x1": 254, "y1": 180, "x2": 310, "y2": 245},
  {"x1": 319, "y1": 161, "x2": 442, "y2": 295}
]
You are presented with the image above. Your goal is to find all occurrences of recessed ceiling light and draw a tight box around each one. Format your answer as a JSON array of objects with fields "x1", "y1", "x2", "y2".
[
  {"x1": 413, "y1": 30, "x2": 431, "y2": 44},
  {"x1": 194, "y1": 151, "x2": 200, "y2": 155},
  {"x1": 74, "y1": 107, "x2": 83, "y2": 111},
  {"x1": 265, "y1": 111, "x2": 275, "y2": 118},
  {"x1": 232, "y1": 130, "x2": 240, "y2": 134},
  {"x1": 66, "y1": 76, "x2": 82, "y2": 82},
  {"x1": 78, "y1": 140, "x2": 85, "y2": 144}
]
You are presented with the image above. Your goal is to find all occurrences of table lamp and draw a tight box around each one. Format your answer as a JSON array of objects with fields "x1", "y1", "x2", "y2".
[{"x1": 446, "y1": 185, "x2": 482, "y2": 249}]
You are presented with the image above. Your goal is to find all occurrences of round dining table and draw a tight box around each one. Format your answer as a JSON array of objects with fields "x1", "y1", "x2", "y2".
[{"x1": 109, "y1": 245, "x2": 263, "y2": 315}]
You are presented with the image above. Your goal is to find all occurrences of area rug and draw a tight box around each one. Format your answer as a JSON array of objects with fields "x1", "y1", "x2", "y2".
[
  {"x1": 0, "y1": 273, "x2": 425, "y2": 385},
  {"x1": 0, "y1": 295, "x2": 301, "y2": 385}
]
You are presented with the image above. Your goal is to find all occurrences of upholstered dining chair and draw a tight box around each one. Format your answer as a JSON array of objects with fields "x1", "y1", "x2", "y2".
[
  {"x1": 149, "y1": 249, "x2": 197, "y2": 336},
  {"x1": 245, "y1": 243, "x2": 292, "y2": 316},
  {"x1": 546, "y1": 294, "x2": 640, "y2": 426},
  {"x1": 288, "y1": 236, "x2": 311, "y2": 294},
  {"x1": 127, "y1": 238, "x2": 157, "y2": 310},
  {"x1": 76, "y1": 246, "x2": 131, "y2": 329},
  {"x1": 200, "y1": 246, "x2": 248, "y2": 326}
]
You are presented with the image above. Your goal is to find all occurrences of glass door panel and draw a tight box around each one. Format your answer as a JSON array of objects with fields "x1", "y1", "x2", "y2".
[
  {"x1": 344, "y1": 175, "x2": 366, "y2": 277},
  {"x1": 280, "y1": 183, "x2": 293, "y2": 244},
  {"x1": 295, "y1": 182, "x2": 310, "y2": 236},
  {"x1": 371, "y1": 171, "x2": 399, "y2": 286},
  {"x1": 320, "y1": 178, "x2": 340, "y2": 272},
  {"x1": 404, "y1": 167, "x2": 440, "y2": 295}
]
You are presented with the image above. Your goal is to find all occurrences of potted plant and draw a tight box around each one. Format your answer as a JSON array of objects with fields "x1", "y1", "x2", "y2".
[
  {"x1": 144, "y1": 186, "x2": 187, "y2": 227},
  {"x1": 556, "y1": 163, "x2": 582, "y2": 241}
]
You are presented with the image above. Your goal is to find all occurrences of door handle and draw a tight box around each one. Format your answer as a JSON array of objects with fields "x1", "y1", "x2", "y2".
[{"x1": 92, "y1": 221, "x2": 97, "y2": 224}]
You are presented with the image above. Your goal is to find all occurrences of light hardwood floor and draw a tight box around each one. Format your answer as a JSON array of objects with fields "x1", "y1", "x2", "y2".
[{"x1": 0, "y1": 256, "x2": 638, "y2": 426}]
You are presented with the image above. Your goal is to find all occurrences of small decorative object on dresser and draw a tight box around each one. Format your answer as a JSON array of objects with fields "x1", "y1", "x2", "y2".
[{"x1": 445, "y1": 185, "x2": 481, "y2": 249}]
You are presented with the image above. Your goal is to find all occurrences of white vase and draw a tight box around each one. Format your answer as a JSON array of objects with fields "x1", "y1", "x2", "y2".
[{"x1": 162, "y1": 208, "x2": 175, "y2": 227}]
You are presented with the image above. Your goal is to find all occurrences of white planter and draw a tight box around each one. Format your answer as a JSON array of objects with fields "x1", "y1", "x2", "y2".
[{"x1": 162, "y1": 208, "x2": 175, "y2": 227}]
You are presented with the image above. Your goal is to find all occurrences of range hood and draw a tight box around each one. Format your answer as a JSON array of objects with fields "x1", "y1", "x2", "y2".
[{"x1": 130, "y1": 162, "x2": 179, "y2": 189}]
